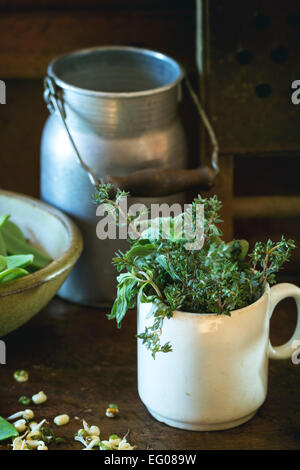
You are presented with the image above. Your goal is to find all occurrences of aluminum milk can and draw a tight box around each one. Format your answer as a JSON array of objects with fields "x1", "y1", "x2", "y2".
[{"x1": 41, "y1": 46, "x2": 188, "y2": 306}]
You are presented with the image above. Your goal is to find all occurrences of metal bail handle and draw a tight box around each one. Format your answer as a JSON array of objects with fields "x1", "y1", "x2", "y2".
[
  {"x1": 43, "y1": 75, "x2": 219, "y2": 195},
  {"x1": 44, "y1": 76, "x2": 99, "y2": 187}
]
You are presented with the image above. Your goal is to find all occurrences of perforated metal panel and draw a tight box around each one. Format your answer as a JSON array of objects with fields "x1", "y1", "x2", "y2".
[{"x1": 201, "y1": 0, "x2": 300, "y2": 154}]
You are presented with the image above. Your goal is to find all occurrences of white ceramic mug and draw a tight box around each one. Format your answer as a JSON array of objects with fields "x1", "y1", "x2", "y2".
[{"x1": 137, "y1": 283, "x2": 300, "y2": 431}]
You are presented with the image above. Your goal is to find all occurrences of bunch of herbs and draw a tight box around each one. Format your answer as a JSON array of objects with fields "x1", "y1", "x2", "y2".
[{"x1": 94, "y1": 185, "x2": 296, "y2": 357}]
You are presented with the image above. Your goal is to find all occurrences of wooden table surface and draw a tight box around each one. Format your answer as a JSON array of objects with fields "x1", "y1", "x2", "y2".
[{"x1": 0, "y1": 295, "x2": 299, "y2": 451}]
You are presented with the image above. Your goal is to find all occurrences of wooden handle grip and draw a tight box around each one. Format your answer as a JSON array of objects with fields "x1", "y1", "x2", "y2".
[{"x1": 101, "y1": 166, "x2": 216, "y2": 197}]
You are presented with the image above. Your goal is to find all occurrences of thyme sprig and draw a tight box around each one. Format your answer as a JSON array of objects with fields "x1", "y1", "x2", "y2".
[{"x1": 95, "y1": 185, "x2": 296, "y2": 357}]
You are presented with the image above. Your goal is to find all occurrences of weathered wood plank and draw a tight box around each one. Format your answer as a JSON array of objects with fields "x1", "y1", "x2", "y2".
[
  {"x1": 0, "y1": 9, "x2": 196, "y2": 78},
  {"x1": 0, "y1": 79, "x2": 47, "y2": 197},
  {"x1": 234, "y1": 196, "x2": 300, "y2": 218},
  {"x1": 205, "y1": 155, "x2": 234, "y2": 242},
  {"x1": 234, "y1": 216, "x2": 300, "y2": 275}
]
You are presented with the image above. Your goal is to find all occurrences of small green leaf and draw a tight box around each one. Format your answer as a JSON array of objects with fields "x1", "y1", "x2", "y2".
[
  {"x1": 238, "y1": 240, "x2": 249, "y2": 261},
  {"x1": 227, "y1": 239, "x2": 249, "y2": 262},
  {"x1": 156, "y1": 254, "x2": 180, "y2": 281},
  {"x1": 125, "y1": 243, "x2": 156, "y2": 261},
  {"x1": 108, "y1": 284, "x2": 128, "y2": 327},
  {"x1": 0, "y1": 416, "x2": 19, "y2": 441}
]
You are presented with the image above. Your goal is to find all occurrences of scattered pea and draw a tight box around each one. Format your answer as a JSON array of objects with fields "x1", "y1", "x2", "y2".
[
  {"x1": 118, "y1": 439, "x2": 135, "y2": 450},
  {"x1": 106, "y1": 403, "x2": 119, "y2": 418},
  {"x1": 89, "y1": 425, "x2": 100, "y2": 436},
  {"x1": 13, "y1": 370, "x2": 29, "y2": 383},
  {"x1": 55, "y1": 437, "x2": 66, "y2": 445},
  {"x1": 54, "y1": 414, "x2": 70, "y2": 426},
  {"x1": 18, "y1": 396, "x2": 31, "y2": 406},
  {"x1": 23, "y1": 409, "x2": 34, "y2": 420},
  {"x1": 99, "y1": 441, "x2": 111, "y2": 450},
  {"x1": 37, "y1": 442, "x2": 48, "y2": 451},
  {"x1": 29, "y1": 421, "x2": 38, "y2": 430},
  {"x1": 7, "y1": 409, "x2": 34, "y2": 421},
  {"x1": 74, "y1": 419, "x2": 135, "y2": 450},
  {"x1": 32, "y1": 391, "x2": 47, "y2": 405}
]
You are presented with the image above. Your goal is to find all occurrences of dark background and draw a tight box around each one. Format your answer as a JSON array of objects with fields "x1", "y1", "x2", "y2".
[{"x1": 0, "y1": 0, "x2": 299, "y2": 277}]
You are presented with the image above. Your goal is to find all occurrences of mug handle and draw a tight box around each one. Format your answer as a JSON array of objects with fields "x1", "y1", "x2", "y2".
[{"x1": 268, "y1": 283, "x2": 300, "y2": 359}]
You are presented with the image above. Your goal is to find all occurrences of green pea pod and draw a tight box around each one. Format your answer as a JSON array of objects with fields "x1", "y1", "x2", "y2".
[
  {"x1": 6, "y1": 254, "x2": 34, "y2": 270},
  {"x1": 0, "y1": 214, "x2": 10, "y2": 229},
  {"x1": 1, "y1": 229, "x2": 52, "y2": 270},
  {"x1": 0, "y1": 416, "x2": 19, "y2": 441},
  {"x1": 0, "y1": 267, "x2": 29, "y2": 284},
  {"x1": 0, "y1": 215, "x2": 10, "y2": 256},
  {"x1": 3, "y1": 219, "x2": 26, "y2": 242},
  {"x1": 0, "y1": 232, "x2": 6, "y2": 256},
  {"x1": 0, "y1": 255, "x2": 7, "y2": 272}
]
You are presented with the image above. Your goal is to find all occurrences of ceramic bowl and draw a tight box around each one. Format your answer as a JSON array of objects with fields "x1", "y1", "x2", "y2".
[{"x1": 0, "y1": 190, "x2": 83, "y2": 336}]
